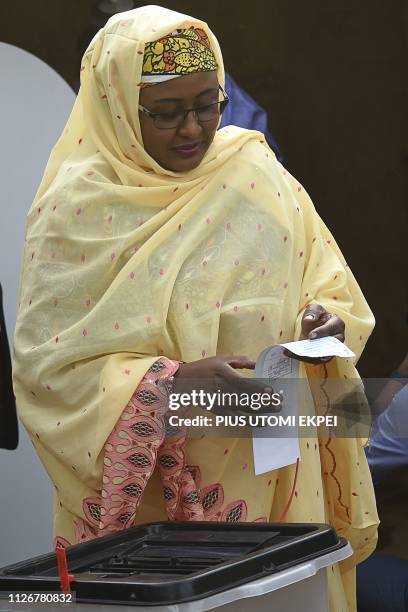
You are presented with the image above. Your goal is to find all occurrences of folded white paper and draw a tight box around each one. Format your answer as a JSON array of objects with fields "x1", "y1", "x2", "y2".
[
  {"x1": 251, "y1": 336, "x2": 353, "y2": 475},
  {"x1": 252, "y1": 345, "x2": 300, "y2": 475},
  {"x1": 279, "y1": 336, "x2": 355, "y2": 359}
]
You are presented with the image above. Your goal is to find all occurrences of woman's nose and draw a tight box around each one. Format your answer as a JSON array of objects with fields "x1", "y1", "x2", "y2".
[{"x1": 177, "y1": 110, "x2": 203, "y2": 138}]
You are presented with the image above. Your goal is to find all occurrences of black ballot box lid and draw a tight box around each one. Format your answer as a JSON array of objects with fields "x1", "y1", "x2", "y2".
[{"x1": 0, "y1": 522, "x2": 348, "y2": 606}]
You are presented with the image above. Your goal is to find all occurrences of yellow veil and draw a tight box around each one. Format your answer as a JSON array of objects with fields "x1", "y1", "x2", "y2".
[{"x1": 13, "y1": 6, "x2": 377, "y2": 610}]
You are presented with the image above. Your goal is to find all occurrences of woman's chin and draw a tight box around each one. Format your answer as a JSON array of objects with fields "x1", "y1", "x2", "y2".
[{"x1": 165, "y1": 156, "x2": 206, "y2": 173}]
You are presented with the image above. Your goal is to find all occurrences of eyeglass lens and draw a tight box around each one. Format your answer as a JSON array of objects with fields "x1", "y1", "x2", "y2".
[{"x1": 154, "y1": 100, "x2": 227, "y2": 129}]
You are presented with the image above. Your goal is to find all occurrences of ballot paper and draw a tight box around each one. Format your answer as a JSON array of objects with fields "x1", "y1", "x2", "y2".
[
  {"x1": 252, "y1": 345, "x2": 300, "y2": 475},
  {"x1": 252, "y1": 336, "x2": 354, "y2": 475},
  {"x1": 279, "y1": 335, "x2": 355, "y2": 359}
]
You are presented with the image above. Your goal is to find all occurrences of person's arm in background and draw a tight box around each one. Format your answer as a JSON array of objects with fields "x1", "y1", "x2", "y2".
[
  {"x1": 365, "y1": 353, "x2": 408, "y2": 485},
  {"x1": 369, "y1": 352, "x2": 408, "y2": 419}
]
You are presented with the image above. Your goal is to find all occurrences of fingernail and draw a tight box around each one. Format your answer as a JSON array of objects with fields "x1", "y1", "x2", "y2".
[
  {"x1": 304, "y1": 314, "x2": 315, "y2": 320},
  {"x1": 309, "y1": 332, "x2": 317, "y2": 339}
]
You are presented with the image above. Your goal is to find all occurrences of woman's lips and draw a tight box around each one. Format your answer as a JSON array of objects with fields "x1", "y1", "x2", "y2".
[{"x1": 172, "y1": 142, "x2": 203, "y2": 158}]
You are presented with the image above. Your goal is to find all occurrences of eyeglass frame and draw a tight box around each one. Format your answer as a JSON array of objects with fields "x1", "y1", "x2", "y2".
[{"x1": 138, "y1": 84, "x2": 229, "y2": 129}]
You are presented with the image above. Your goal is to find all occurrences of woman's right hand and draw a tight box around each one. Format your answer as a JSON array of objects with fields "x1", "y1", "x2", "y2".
[
  {"x1": 173, "y1": 355, "x2": 277, "y2": 414},
  {"x1": 175, "y1": 355, "x2": 256, "y2": 383}
]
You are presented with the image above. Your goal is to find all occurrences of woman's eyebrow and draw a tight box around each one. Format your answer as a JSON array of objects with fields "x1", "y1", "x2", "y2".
[
  {"x1": 150, "y1": 88, "x2": 219, "y2": 104},
  {"x1": 195, "y1": 87, "x2": 219, "y2": 97}
]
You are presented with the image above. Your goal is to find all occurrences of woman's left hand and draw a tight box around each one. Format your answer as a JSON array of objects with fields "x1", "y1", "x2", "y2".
[
  {"x1": 301, "y1": 303, "x2": 345, "y2": 343},
  {"x1": 285, "y1": 303, "x2": 345, "y2": 364}
]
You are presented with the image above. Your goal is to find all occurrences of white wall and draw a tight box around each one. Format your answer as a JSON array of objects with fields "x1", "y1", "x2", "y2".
[{"x1": 0, "y1": 43, "x2": 76, "y2": 567}]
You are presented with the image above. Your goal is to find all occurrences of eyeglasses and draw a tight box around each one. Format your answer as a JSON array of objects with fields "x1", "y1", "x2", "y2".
[{"x1": 138, "y1": 84, "x2": 229, "y2": 129}]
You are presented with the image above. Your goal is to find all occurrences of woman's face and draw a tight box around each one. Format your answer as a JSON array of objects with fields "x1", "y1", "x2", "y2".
[{"x1": 139, "y1": 71, "x2": 220, "y2": 173}]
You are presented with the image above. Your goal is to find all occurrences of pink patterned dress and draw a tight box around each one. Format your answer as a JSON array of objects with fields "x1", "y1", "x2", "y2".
[{"x1": 55, "y1": 357, "x2": 268, "y2": 548}]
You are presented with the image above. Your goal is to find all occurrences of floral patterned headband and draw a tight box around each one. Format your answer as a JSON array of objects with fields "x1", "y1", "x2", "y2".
[{"x1": 141, "y1": 27, "x2": 218, "y2": 84}]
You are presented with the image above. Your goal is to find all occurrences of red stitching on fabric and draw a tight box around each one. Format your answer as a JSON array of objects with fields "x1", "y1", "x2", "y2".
[{"x1": 321, "y1": 363, "x2": 351, "y2": 522}]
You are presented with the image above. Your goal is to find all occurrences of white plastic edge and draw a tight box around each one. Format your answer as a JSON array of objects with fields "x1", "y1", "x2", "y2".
[{"x1": 175, "y1": 541, "x2": 353, "y2": 612}]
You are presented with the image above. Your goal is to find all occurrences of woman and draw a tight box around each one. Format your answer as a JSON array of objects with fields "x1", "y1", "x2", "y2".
[{"x1": 13, "y1": 6, "x2": 378, "y2": 610}]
